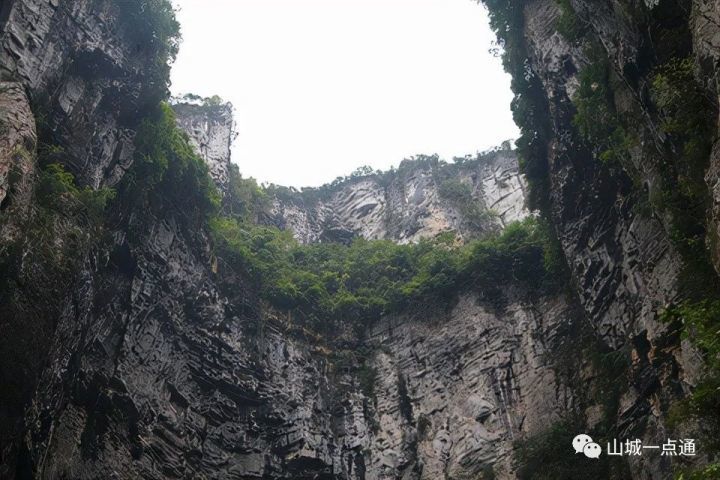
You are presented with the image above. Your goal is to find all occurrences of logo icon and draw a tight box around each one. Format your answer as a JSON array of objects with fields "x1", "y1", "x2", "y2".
[
  {"x1": 573, "y1": 434, "x2": 602, "y2": 459},
  {"x1": 573, "y1": 434, "x2": 593, "y2": 454},
  {"x1": 583, "y1": 442, "x2": 602, "y2": 459}
]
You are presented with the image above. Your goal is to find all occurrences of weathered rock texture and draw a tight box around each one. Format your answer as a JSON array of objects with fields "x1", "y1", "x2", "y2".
[
  {"x1": 0, "y1": 0, "x2": 171, "y2": 476},
  {"x1": 695, "y1": 0, "x2": 720, "y2": 272},
  {"x1": 359, "y1": 293, "x2": 572, "y2": 479},
  {"x1": 0, "y1": 0, "x2": 718, "y2": 479},
  {"x1": 172, "y1": 100, "x2": 235, "y2": 191},
  {"x1": 493, "y1": 0, "x2": 719, "y2": 476},
  {"x1": 0, "y1": 0, "x2": 167, "y2": 188},
  {"x1": 269, "y1": 150, "x2": 528, "y2": 244},
  {"x1": 0, "y1": 81, "x2": 35, "y2": 223},
  {"x1": 0, "y1": 2, "x2": 554, "y2": 474},
  {"x1": 22, "y1": 255, "x2": 573, "y2": 479}
]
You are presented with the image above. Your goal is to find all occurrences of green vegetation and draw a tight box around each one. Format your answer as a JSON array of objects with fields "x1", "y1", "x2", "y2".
[
  {"x1": 118, "y1": 0, "x2": 180, "y2": 104},
  {"x1": 438, "y1": 178, "x2": 496, "y2": 229},
  {"x1": 3, "y1": 159, "x2": 116, "y2": 280},
  {"x1": 264, "y1": 151, "x2": 507, "y2": 210},
  {"x1": 438, "y1": 178, "x2": 474, "y2": 202},
  {"x1": 525, "y1": 315, "x2": 635, "y2": 479},
  {"x1": 0, "y1": 161, "x2": 115, "y2": 417},
  {"x1": 555, "y1": 0, "x2": 585, "y2": 41},
  {"x1": 482, "y1": 1, "x2": 720, "y2": 477},
  {"x1": 676, "y1": 463, "x2": 720, "y2": 480},
  {"x1": 120, "y1": 102, "x2": 220, "y2": 222},
  {"x1": 0, "y1": 160, "x2": 116, "y2": 284},
  {"x1": 179, "y1": 93, "x2": 226, "y2": 107},
  {"x1": 572, "y1": 57, "x2": 633, "y2": 165},
  {"x1": 483, "y1": 0, "x2": 552, "y2": 210},
  {"x1": 37, "y1": 163, "x2": 116, "y2": 223},
  {"x1": 210, "y1": 215, "x2": 563, "y2": 334},
  {"x1": 265, "y1": 164, "x2": 383, "y2": 205},
  {"x1": 662, "y1": 301, "x2": 720, "y2": 456},
  {"x1": 0, "y1": 0, "x2": 187, "y2": 451},
  {"x1": 650, "y1": 57, "x2": 718, "y2": 298},
  {"x1": 357, "y1": 364, "x2": 378, "y2": 398},
  {"x1": 222, "y1": 163, "x2": 269, "y2": 221}
]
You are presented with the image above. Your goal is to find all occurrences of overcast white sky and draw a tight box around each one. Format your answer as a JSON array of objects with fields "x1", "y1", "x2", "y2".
[{"x1": 170, "y1": 0, "x2": 518, "y2": 188}]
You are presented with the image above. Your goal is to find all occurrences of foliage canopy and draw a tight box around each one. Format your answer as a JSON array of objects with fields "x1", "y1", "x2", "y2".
[{"x1": 211, "y1": 214, "x2": 563, "y2": 334}]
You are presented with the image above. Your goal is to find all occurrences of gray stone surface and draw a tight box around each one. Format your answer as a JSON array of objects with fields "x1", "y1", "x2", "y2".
[
  {"x1": 515, "y1": 0, "x2": 712, "y2": 476},
  {"x1": 0, "y1": 0, "x2": 717, "y2": 478},
  {"x1": 0, "y1": 0, "x2": 167, "y2": 188},
  {"x1": 270, "y1": 150, "x2": 529, "y2": 244},
  {"x1": 0, "y1": 81, "x2": 35, "y2": 231},
  {"x1": 172, "y1": 101, "x2": 235, "y2": 191}
]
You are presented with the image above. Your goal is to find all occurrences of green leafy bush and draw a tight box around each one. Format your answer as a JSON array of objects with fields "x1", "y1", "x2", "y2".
[
  {"x1": 118, "y1": 0, "x2": 180, "y2": 104},
  {"x1": 122, "y1": 103, "x2": 219, "y2": 221},
  {"x1": 36, "y1": 163, "x2": 116, "y2": 224},
  {"x1": 555, "y1": 0, "x2": 585, "y2": 41},
  {"x1": 438, "y1": 178, "x2": 473, "y2": 202},
  {"x1": 651, "y1": 57, "x2": 715, "y2": 200},
  {"x1": 572, "y1": 58, "x2": 632, "y2": 165},
  {"x1": 438, "y1": 178, "x2": 496, "y2": 231},
  {"x1": 222, "y1": 164, "x2": 269, "y2": 221},
  {"x1": 357, "y1": 364, "x2": 378, "y2": 398},
  {"x1": 652, "y1": 59, "x2": 713, "y2": 145},
  {"x1": 211, "y1": 215, "x2": 563, "y2": 334},
  {"x1": 676, "y1": 463, "x2": 720, "y2": 480},
  {"x1": 649, "y1": 57, "x2": 718, "y2": 298},
  {"x1": 648, "y1": 42, "x2": 720, "y2": 480}
]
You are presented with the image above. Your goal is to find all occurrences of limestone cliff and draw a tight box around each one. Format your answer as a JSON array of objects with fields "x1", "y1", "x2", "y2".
[
  {"x1": 0, "y1": 2, "x2": 558, "y2": 475},
  {"x1": 0, "y1": 0, "x2": 718, "y2": 479},
  {"x1": 172, "y1": 98, "x2": 235, "y2": 192},
  {"x1": 267, "y1": 149, "x2": 528, "y2": 244},
  {"x1": 0, "y1": 0, "x2": 174, "y2": 188},
  {"x1": 480, "y1": 0, "x2": 720, "y2": 477}
]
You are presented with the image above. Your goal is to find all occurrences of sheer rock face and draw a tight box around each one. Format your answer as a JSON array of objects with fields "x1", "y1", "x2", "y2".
[
  {"x1": 167, "y1": 100, "x2": 529, "y2": 245},
  {"x1": 522, "y1": 0, "x2": 683, "y2": 348},
  {"x1": 172, "y1": 101, "x2": 235, "y2": 191},
  {"x1": 0, "y1": 0, "x2": 166, "y2": 188},
  {"x1": 695, "y1": 0, "x2": 720, "y2": 272},
  {"x1": 0, "y1": 82, "x2": 35, "y2": 229},
  {"x1": 0, "y1": 80, "x2": 563, "y2": 479},
  {"x1": 269, "y1": 150, "x2": 529, "y2": 244},
  {"x1": 1, "y1": 1, "x2": 718, "y2": 480},
  {"x1": 359, "y1": 294, "x2": 573, "y2": 480},
  {"x1": 26, "y1": 227, "x2": 572, "y2": 480},
  {"x1": 514, "y1": 0, "x2": 716, "y2": 477}
]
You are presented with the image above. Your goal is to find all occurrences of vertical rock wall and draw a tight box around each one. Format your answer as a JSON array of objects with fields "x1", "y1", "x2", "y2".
[
  {"x1": 270, "y1": 150, "x2": 529, "y2": 244},
  {"x1": 3, "y1": 0, "x2": 718, "y2": 478},
  {"x1": 0, "y1": 0, "x2": 169, "y2": 188},
  {"x1": 487, "y1": 0, "x2": 718, "y2": 476},
  {"x1": 172, "y1": 100, "x2": 235, "y2": 191}
]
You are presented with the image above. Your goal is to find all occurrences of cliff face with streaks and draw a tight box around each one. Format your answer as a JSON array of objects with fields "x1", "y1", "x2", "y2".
[
  {"x1": 0, "y1": 3, "x2": 562, "y2": 477},
  {"x1": 479, "y1": 0, "x2": 720, "y2": 477},
  {"x1": 0, "y1": 0, "x2": 172, "y2": 188},
  {"x1": 172, "y1": 100, "x2": 235, "y2": 192},
  {"x1": 268, "y1": 149, "x2": 528, "y2": 244},
  {"x1": 0, "y1": 0, "x2": 718, "y2": 479},
  {"x1": 0, "y1": 80, "x2": 571, "y2": 479}
]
